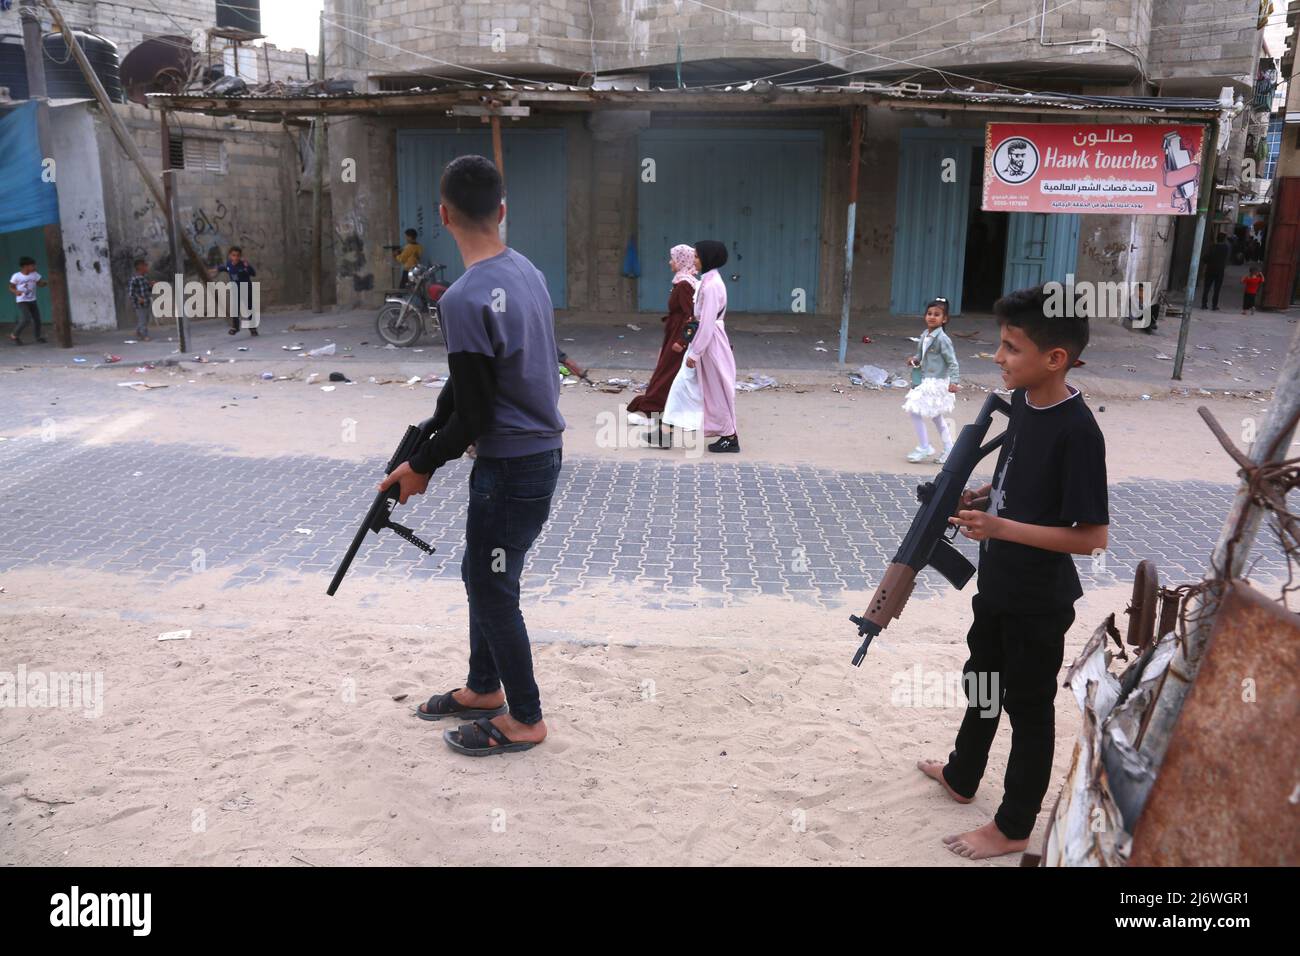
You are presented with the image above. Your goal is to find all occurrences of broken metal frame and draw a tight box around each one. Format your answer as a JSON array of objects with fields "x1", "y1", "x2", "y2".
[{"x1": 1132, "y1": 318, "x2": 1300, "y2": 802}]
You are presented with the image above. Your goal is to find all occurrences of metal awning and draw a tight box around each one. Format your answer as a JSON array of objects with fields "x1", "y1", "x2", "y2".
[{"x1": 145, "y1": 80, "x2": 1230, "y2": 121}]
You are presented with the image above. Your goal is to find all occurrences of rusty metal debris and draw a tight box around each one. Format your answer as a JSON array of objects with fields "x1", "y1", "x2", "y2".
[
  {"x1": 1198, "y1": 405, "x2": 1300, "y2": 605},
  {"x1": 1129, "y1": 582, "x2": 1300, "y2": 865},
  {"x1": 1039, "y1": 398, "x2": 1300, "y2": 866}
]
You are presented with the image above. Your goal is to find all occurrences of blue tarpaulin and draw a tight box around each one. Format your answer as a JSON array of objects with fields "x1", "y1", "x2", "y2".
[{"x1": 0, "y1": 102, "x2": 60, "y2": 234}]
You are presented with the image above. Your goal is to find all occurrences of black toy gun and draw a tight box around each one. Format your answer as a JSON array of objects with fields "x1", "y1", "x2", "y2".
[
  {"x1": 850, "y1": 393, "x2": 1012, "y2": 665},
  {"x1": 327, "y1": 416, "x2": 438, "y2": 596}
]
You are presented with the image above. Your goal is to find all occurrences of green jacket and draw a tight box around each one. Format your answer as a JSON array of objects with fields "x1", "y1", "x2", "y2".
[{"x1": 912, "y1": 327, "x2": 960, "y2": 384}]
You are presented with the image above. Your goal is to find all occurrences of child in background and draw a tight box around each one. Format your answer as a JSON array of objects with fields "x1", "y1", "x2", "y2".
[
  {"x1": 8, "y1": 256, "x2": 48, "y2": 345},
  {"x1": 128, "y1": 259, "x2": 152, "y2": 342},
  {"x1": 1241, "y1": 267, "x2": 1264, "y2": 315},
  {"x1": 213, "y1": 246, "x2": 257, "y2": 336},
  {"x1": 902, "y1": 297, "x2": 960, "y2": 463},
  {"x1": 919, "y1": 284, "x2": 1109, "y2": 861},
  {"x1": 395, "y1": 228, "x2": 423, "y2": 288}
]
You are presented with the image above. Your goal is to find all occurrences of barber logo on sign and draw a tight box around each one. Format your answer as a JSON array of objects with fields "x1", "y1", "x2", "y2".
[{"x1": 992, "y1": 137, "x2": 1040, "y2": 185}]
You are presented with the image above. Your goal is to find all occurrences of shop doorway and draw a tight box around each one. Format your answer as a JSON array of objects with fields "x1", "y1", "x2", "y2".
[{"x1": 962, "y1": 145, "x2": 1008, "y2": 311}]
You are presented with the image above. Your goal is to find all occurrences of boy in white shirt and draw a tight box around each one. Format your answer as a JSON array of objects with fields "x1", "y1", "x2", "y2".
[{"x1": 9, "y1": 256, "x2": 48, "y2": 345}]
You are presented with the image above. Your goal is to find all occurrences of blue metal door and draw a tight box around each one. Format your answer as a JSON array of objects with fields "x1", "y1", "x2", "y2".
[
  {"x1": 636, "y1": 128, "x2": 823, "y2": 312},
  {"x1": 396, "y1": 129, "x2": 567, "y2": 307},
  {"x1": 890, "y1": 129, "x2": 982, "y2": 316},
  {"x1": 1002, "y1": 212, "x2": 1080, "y2": 294}
]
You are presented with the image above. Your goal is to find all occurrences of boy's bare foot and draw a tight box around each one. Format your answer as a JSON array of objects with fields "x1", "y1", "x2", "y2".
[
  {"x1": 943, "y1": 821, "x2": 1029, "y2": 860},
  {"x1": 917, "y1": 759, "x2": 973, "y2": 804}
]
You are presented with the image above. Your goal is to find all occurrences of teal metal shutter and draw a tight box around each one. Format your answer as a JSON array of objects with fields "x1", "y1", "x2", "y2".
[
  {"x1": 1002, "y1": 212, "x2": 1081, "y2": 294},
  {"x1": 396, "y1": 129, "x2": 568, "y2": 308},
  {"x1": 636, "y1": 128, "x2": 822, "y2": 312},
  {"x1": 890, "y1": 129, "x2": 981, "y2": 316}
]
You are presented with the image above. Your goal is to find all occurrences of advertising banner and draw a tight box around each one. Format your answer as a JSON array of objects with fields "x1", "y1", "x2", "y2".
[{"x1": 982, "y1": 123, "x2": 1206, "y2": 215}]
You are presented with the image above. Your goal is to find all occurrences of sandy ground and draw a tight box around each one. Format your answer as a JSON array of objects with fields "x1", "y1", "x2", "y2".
[
  {"x1": 2, "y1": 566, "x2": 1143, "y2": 867},
  {"x1": 1, "y1": 364, "x2": 1292, "y2": 867}
]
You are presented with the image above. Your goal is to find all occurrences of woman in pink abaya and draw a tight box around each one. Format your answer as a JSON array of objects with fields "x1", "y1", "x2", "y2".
[{"x1": 685, "y1": 240, "x2": 739, "y2": 453}]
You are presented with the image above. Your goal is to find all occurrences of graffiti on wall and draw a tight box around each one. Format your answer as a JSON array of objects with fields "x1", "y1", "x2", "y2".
[{"x1": 334, "y1": 211, "x2": 374, "y2": 292}]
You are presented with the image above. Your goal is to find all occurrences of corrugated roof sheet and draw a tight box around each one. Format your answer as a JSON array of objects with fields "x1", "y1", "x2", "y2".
[{"x1": 146, "y1": 79, "x2": 1228, "y2": 113}]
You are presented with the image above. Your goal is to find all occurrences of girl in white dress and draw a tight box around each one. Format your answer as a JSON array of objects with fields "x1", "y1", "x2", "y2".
[{"x1": 901, "y1": 297, "x2": 961, "y2": 463}]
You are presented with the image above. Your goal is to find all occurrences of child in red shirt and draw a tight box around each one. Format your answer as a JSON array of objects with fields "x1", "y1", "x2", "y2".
[{"x1": 1241, "y1": 268, "x2": 1265, "y2": 315}]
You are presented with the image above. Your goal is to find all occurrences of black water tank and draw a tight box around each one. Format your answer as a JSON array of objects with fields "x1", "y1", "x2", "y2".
[
  {"x1": 42, "y1": 30, "x2": 125, "y2": 102},
  {"x1": 217, "y1": 1, "x2": 261, "y2": 34},
  {"x1": 0, "y1": 34, "x2": 30, "y2": 99}
]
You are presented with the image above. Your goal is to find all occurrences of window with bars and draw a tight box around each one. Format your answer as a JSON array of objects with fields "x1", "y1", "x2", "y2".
[{"x1": 1264, "y1": 117, "x2": 1283, "y2": 178}]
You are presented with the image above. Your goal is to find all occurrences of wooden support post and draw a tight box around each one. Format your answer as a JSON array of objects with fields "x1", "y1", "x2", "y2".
[
  {"x1": 491, "y1": 111, "x2": 507, "y2": 245},
  {"x1": 310, "y1": 12, "x2": 325, "y2": 313},
  {"x1": 20, "y1": 1, "x2": 72, "y2": 348},
  {"x1": 160, "y1": 109, "x2": 187, "y2": 352},
  {"x1": 41, "y1": 0, "x2": 208, "y2": 280},
  {"x1": 838, "y1": 107, "x2": 863, "y2": 367}
]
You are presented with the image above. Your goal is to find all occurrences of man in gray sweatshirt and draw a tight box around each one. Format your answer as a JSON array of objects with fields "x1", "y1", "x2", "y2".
[{"x1": 380, "y1": 155, "x2": 565, "y2": 756}]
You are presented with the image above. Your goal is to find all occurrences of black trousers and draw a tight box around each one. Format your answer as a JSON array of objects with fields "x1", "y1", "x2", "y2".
[
  {"x1": 942, "y1": 592, "x2": 1075, "y2": 841},
  {"x1": 1202, "y1": 270, "x2": 1225, "y2": 309}
]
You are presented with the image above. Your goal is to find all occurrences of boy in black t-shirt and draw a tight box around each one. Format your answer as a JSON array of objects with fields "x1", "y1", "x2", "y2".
[{"x1": 917, "y1": 285, "x2": 1109, "y2": 860}]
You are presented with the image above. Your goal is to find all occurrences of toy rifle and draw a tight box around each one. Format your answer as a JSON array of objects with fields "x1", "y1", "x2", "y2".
[
  {"x1": 850, "y1": 392, "x2": 1012, "y2": 665},
  {"x1": 327, "y1": 416, "x2": 439, "y2": 596}
]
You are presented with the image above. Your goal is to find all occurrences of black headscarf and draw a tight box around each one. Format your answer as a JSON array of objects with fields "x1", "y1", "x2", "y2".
[{"x1": 695, "y1": 240, "x2": 728, "y2": 274}]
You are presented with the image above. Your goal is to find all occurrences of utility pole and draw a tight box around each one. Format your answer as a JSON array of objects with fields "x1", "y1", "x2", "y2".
[
  {"x1": 310, "y1": 12, "x2": 325, "y2": 313},
  {"x1": 160, "y1": 109, "x2": 187, "y2": 352},
  {"x1": 1172, "y1": 125, "x2": 1217, "y2": 380},
  {"x1": 838, "y1": 107, "x2": 863, "y2": 367},
  {"x1": 19, "y1": 0, "x2": 72, "y2": 348}
]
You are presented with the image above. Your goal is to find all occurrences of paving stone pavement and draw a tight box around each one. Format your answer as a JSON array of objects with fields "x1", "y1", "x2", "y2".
[{"x1": 0, "y1": 436, "x2": 1273, "y2": 611}]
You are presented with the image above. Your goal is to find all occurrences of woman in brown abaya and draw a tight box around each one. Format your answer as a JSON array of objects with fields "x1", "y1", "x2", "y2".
[{"x1": 627, "y1": 243, "x2": 699, "y2": 430}]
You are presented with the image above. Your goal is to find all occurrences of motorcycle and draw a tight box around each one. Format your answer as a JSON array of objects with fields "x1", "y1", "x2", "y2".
[{"x1": 376, "y1": 263, "x2": 449, "y2": 347}]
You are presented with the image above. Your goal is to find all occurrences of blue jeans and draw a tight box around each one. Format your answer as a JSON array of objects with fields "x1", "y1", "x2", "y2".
[{"x1": 462, "y1": 448, "x2": 562, "y2": 724}]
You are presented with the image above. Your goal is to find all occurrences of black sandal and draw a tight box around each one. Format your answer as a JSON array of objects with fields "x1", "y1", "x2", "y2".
[
  {"x1": 415, "y1": 688, "x2": 507, "y2": 722},
  {"x1": 444, "y1": 716, "x2": 539, "y2": 756}
]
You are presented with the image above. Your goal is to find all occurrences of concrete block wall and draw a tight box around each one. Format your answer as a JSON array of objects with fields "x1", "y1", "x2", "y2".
[
  {"x1": 55, "y1": 0, "x2": 217, "y2": 56},
  {"x1": 591, "y1": 127, "x2": 636, "y2": 312},
  {"x1": 92, "y1": 102, "x2": 328, "y2": 327},
  {"x1": 331, "y1": 1, "x2": 1159, "y2": 81},
  {"x1": 327, "y1": 112, "x2": 393, "y2": 307},
  {"x1": 1149, "y1": 0, "x2": 1263, "y2": 92},
  {"x1": 851, "y1": 0, "x2": 1146, "y2": 74}
]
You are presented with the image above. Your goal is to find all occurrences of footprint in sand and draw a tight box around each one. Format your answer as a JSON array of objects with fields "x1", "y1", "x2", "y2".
[{"x1": 104, "y1": 804, "x2": 155, "y2": 824}]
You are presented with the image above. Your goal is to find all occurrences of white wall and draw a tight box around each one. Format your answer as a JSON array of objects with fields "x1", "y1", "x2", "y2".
[{"x1": 50, "y1": 102, "x2": 117, "y2": 331}]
